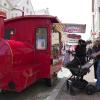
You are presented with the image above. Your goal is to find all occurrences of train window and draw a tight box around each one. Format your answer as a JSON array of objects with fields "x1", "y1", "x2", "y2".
[
  {"x1": 4, "y1": 29, "x2": 15, "y2": 40},
  {"x1": 36, "y1": 28, "x2": 47, "y2": 50}
]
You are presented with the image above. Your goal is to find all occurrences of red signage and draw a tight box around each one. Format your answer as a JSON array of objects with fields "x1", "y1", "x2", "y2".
[
  {"x1": 91, "y1": 32, "x2": 96, "y2": 35},
  {"x1": 67, "y1": 34, "x2": 81, "y2": 39},
  {"x1": 63, "y1": 24, "x2": 86, "y2": 33}
]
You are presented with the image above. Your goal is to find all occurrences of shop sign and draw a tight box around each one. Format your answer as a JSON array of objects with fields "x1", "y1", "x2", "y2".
[{"x1": 63, "y1": 24, "x2": 86, "y2": 33}]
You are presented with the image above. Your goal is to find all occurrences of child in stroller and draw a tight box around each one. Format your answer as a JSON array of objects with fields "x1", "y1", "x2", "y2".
[{"x1": 65, "y1": 57, "x2": 96, "y2": 95}]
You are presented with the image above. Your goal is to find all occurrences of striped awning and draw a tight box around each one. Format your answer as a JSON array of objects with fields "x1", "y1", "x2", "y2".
[{"x1": 53, "y1": 23, "x2": 64, "y2": 33}]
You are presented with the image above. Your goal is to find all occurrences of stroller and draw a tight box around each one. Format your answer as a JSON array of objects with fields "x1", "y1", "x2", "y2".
[{"x1": 65, "y1": 57, "x2": 96, "y2": 95}]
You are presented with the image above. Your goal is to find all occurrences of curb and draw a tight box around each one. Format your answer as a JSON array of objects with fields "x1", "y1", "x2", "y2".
[{"x1": 44, "y1": 78, "x2": 66, "y2": 100}]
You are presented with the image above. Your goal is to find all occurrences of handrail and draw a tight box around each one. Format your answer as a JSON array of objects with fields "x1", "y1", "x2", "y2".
[{"x1": 11, "y1": 8, "x2": 24, "y2": 16}]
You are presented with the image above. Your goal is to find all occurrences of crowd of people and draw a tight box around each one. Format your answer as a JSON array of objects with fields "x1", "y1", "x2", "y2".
[{"x1": 63, "y1": 38, "x2": 100, "y2": 92}]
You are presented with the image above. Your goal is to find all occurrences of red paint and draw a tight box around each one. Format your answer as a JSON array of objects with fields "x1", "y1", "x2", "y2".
[{"x1": 0, "y1": 13, "x2": 62, "y2": 92}]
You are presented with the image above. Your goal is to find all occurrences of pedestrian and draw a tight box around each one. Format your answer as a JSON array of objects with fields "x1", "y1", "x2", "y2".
[
  {"x1": 91, "y1": 39, "x2": 100, "y2": 92},
  {"x1": 92, "y1": 40, "x2": 99, "y2": 79},
  {"x1": 63, "y1": 50, "x2": 70, "y2": 66},
  {"x1": 86, "y1": 45, "x2": 92, "y2": 61},
  {"x1": 74, "y1": 39, "x2": 86, "y2": 65}
]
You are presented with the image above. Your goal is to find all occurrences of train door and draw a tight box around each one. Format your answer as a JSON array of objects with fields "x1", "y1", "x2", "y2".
[{"x1": 35, "y1": 26, "x2": 51, "y2": 78}]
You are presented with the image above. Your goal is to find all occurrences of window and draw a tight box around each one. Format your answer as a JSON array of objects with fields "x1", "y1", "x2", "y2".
[
  {"x1": 27, "y1": 0, "x2": 29, "y2": 5},
  {"x1": 4, "y1": 3, "x2": 6, "y2": 6},
  {"x1": 30, "y1": 11, "x2": 32, "y2": 15},
  {"x1": 12, "y1": 14, "x2": 13, "y2": 18},
  {"x1": 4, "y1": 29, "x2": 15, "y2": 39},
  {"x1": 36, "y1": 28, "x2": 47, "y2": 50},
  {"x1": 15, "y1": 13, "x2": 17, "y2": 16},
  {"x1": 23, "y1": 7, "x2": 25, "y2": 11},
  {"x1": 26, "y1": 8, "x2": 29, "y2": 13}
]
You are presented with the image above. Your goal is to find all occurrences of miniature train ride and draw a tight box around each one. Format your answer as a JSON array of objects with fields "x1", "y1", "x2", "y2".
[{"x1": 0, "y1": 11, "x2": 63, "y2": 92}]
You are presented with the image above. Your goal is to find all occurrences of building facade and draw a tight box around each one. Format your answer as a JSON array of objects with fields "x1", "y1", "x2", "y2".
[
  {"x1": 0, "y1": 0, "x2": 34, "y2": 19},
  {"x1": 92, "y1": 0, "x2": 100, "y2": 37},
  {"x1": 34, "y1": 8, "x2": 49, "y2": 15}
]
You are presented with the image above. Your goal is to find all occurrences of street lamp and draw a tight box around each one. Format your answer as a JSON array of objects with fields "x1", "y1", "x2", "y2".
[{"x1": 11, "y1": 8, "x2": 24, "y2": 16}]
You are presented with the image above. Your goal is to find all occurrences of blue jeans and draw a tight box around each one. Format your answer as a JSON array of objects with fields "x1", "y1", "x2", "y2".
[{"x1": 96, "y1": 59, "x2": 100, "y2": 88}]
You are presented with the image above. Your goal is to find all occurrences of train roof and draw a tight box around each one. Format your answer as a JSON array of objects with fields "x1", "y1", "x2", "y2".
[{"x1": 4, "y1": 15, "x2": 60, "y2": 23}]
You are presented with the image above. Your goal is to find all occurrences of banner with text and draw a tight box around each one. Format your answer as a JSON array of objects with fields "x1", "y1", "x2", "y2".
[{"x1": 63, "y1": 24, "x2": 86, "y2": 33}]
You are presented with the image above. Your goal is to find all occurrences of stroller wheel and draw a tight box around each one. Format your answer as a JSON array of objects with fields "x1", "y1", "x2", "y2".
[
  {"x1": 66, "y1": 80, "x2": 76, "y2": 95},
  {"x1": 66, "y1": 80, "x2": 69, "y2": 90},
  {"x1": 85, "y1": 85, "x2": 96, "y2": 95}
]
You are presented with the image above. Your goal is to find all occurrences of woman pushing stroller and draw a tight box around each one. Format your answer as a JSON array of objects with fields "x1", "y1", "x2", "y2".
[
  {"x1": 65, "y1": 39, "x2": 96, "y2": 95},
  {"x1": 74, "y1": 39, "x2": 100, "y2": 92},
  {"x1": 74, "y1": 39, "x2": 87, "y2": 66},
  {"x1": 73, "y1": 38, "x2": 100, "y2": 92}
]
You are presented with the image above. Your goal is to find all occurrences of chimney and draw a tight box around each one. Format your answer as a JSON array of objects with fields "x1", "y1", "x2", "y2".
[{"x1": 0, "y1": 11, "x2": 6, "y2": 38}]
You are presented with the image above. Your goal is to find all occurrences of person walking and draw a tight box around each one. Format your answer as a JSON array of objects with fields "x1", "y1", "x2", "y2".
[
  {"x1": 86, "y1": 45, "x2": 92, "y2": 61},
  {"x1": 92, "y1": 39, "x2": 100, "y2": 91},
  {"x1": 63, "y1": 50, "x2": 70, "y2": 66}
]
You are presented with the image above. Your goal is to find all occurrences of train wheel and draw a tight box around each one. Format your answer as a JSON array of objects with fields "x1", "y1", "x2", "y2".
[
  {"x1": 1, "y1": 90, "x2": 7, "y2": 94},
  {"x1": 45, "y1": 78, "x2": 53, "y2": 87}
]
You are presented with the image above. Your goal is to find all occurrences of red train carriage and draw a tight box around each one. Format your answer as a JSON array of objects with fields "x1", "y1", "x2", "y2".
[{"x1": 0, "y1": 11, "x2": 62, "y2": 92}]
